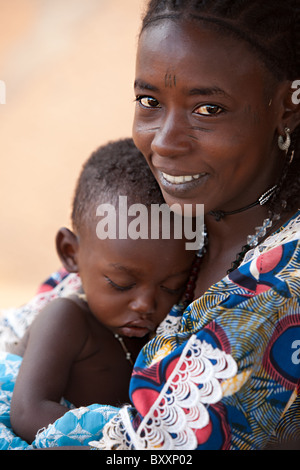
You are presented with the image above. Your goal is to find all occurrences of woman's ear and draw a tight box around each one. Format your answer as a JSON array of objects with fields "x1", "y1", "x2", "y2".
[
  {"x1": 276, "y1": 80, "x2": 300, "y2": 136},
  {"x1": 56, "y1": 227, "x2": 79, "y2": 273}
]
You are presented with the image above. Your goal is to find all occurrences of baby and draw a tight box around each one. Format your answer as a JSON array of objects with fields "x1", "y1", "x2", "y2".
[{"x1": 9, "y1": 138, "x2": 197, "y2": 443}]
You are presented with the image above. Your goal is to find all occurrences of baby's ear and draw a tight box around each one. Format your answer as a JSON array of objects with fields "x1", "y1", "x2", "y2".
[{"x1": 56, "y1": 227, "x2": 79, "y2": 273}]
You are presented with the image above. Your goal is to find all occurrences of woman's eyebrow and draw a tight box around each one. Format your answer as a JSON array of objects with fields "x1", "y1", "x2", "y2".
[
  {"x1": 187, "y1": 86, "x2": 230, "y2": 98},
  {"x1": 134, "y1": 79, "x2": 159, "y2": 93},
  {"x1": 134, "y1": 79, "x2": 230, "y2": 99}
]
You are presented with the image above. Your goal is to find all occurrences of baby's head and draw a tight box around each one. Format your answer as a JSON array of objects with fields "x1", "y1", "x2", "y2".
[
  {"x1": 56, "y1": 138, "x2": 197, "y2": 337},
  {"x1": 70, "y1": 138, "x2": 166, "y2": 235}
]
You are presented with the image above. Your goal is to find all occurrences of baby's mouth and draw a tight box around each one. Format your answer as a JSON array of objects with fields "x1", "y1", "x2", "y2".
[{"x1": 119, "y1": 319, "x2": 156, "y2": 337}]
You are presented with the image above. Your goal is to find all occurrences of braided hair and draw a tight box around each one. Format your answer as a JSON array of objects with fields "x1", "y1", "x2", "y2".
[{"x1": 141, "y1": 0, "x2": 300, "y2": 215}]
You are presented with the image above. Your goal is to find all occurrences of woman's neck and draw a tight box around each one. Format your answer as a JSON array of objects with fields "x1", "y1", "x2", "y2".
[
  {"x1": 205, "y1": 203, "x2": 270, "y2": 254},
  {"x1": 194, "y1": 204, "x2": 293, "y2": 298}
]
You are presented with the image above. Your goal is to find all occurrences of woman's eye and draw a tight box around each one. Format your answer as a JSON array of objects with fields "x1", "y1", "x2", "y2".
[
  {"x1": 194, "y1": 104, "x2": 223, "y2": 116},
  {"x1": 105, "y1": 276, "x2": 135, "y2": 292},
  {"x1": 136, "y1": 96, "x2": 161, "y2": 109}
]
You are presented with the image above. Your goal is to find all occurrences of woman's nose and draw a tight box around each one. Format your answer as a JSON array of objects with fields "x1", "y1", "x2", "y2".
[{"x1": 151, "y1": 110, "x2": 191, "y2": 158}]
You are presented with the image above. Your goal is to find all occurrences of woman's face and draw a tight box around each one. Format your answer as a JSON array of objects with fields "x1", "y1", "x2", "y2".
[{"x1": 133, "y1": 20, "x2": 283, "y2": 215}]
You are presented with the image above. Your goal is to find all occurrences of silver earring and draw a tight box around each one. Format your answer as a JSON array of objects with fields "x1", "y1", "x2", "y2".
[{"x1": 278, "y1": 127, "x2": 291, "y2": 152}]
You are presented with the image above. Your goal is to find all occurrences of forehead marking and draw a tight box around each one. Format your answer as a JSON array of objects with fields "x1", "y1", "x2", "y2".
[{"x1": 164, "y1": 70, "x2": 176, "y2": 88}]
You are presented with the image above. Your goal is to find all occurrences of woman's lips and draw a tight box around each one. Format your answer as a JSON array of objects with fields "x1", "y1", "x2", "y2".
[{"x1": 157, "y1": 170, "x2": 209, "y2": 194}]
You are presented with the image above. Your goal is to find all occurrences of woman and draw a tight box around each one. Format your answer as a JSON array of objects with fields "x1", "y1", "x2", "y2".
[
  {"x1": 89, "y1": 0, "x2": 300, "y2": 450},
  {"x1": 1, "y1": 0, "x2": 299, "y2": 451}
]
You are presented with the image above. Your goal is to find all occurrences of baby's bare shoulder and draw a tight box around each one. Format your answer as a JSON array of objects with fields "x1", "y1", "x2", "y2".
[{"x1": 26, "y1": 296, "x2": 91, "y2": 356}]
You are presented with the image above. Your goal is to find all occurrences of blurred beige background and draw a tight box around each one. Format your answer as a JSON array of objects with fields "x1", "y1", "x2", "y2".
[{"x1": 0, "y1": 0, "x2": 144, "y2": 307}]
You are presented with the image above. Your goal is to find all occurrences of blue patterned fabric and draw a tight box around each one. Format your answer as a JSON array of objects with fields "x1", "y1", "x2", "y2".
[{"x1": 0, "y1": 352, "x2": 119, "y2": 449}]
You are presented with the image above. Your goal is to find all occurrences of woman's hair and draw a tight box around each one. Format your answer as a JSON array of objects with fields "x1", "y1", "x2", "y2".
[
  {"x1": 71, "y1": 138, "x2": 164, "y2": 233},
  {"x1": 141, "y1": 0, "x2": 300, "y2": 215}
]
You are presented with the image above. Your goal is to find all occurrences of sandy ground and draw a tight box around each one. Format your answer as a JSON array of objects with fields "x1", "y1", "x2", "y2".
[{"x1": 0, "y1": 0, "x2": 145, "y2": 308}]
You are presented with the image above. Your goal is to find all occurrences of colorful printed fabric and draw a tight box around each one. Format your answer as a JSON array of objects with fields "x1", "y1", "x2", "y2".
[
  {"x1": 90, "y1": 211, "x2": 300, "y2": 450},
  {"x1": 36, "y1": 268, "x2": 70, "y2": 294},
  {"x1": 0, "y1": 352, "x2": 119, "y2": 449},
  {"x1": 0, "y1": 272, "x2": 82, "y2": 351}
]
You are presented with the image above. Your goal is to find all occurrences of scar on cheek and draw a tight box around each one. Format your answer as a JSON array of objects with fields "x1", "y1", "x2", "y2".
[{"x1": 164, "y1": 72, "x2": 176, "y2": 88}]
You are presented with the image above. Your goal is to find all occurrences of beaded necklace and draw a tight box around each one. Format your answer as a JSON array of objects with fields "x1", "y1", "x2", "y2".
[
  {"x1": 227, "y1": 212, "x2": 281, "y2": 273},
  {"x1": 181, "y1": 211, "x2": 281, "y2": 305},
  {"x1": 114, "y1": 334, "x2": 134, "y2": 365},
  {"x1": 181, "y1": 185, "x2": 281, "y2": 301}
]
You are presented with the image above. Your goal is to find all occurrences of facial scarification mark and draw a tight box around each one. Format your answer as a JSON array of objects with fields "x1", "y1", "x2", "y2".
[{"x1": 164, "y1": 71, "x2": 176, "y2": 88}]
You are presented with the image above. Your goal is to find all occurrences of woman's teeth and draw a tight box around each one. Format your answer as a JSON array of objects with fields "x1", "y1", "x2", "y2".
[{"x1": 162, "y1": 172, "x2": 205, "y2": 184}]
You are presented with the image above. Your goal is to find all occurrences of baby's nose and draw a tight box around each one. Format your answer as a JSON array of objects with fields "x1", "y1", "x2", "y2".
[{"x1": 129, "y1": 288, "x2": 156, "y2": 316}]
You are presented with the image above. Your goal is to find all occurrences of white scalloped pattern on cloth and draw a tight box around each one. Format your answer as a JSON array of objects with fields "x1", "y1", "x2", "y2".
[
  {"x1": 155, "y1": 312, "x2": 182, "y2": 336},
  {"x1": 90, "y1": 335, "x2": 238, "y2": 450}
]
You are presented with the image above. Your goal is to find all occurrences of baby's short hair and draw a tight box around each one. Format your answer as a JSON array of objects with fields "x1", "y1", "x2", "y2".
[{"x1": 71, "y1": 138, "x2": 164, "y2": 233}]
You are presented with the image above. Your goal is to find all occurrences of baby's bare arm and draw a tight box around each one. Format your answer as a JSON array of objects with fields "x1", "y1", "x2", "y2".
[{"x1": 10, "y1": 298, "x2": 89, "y2": 443}]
